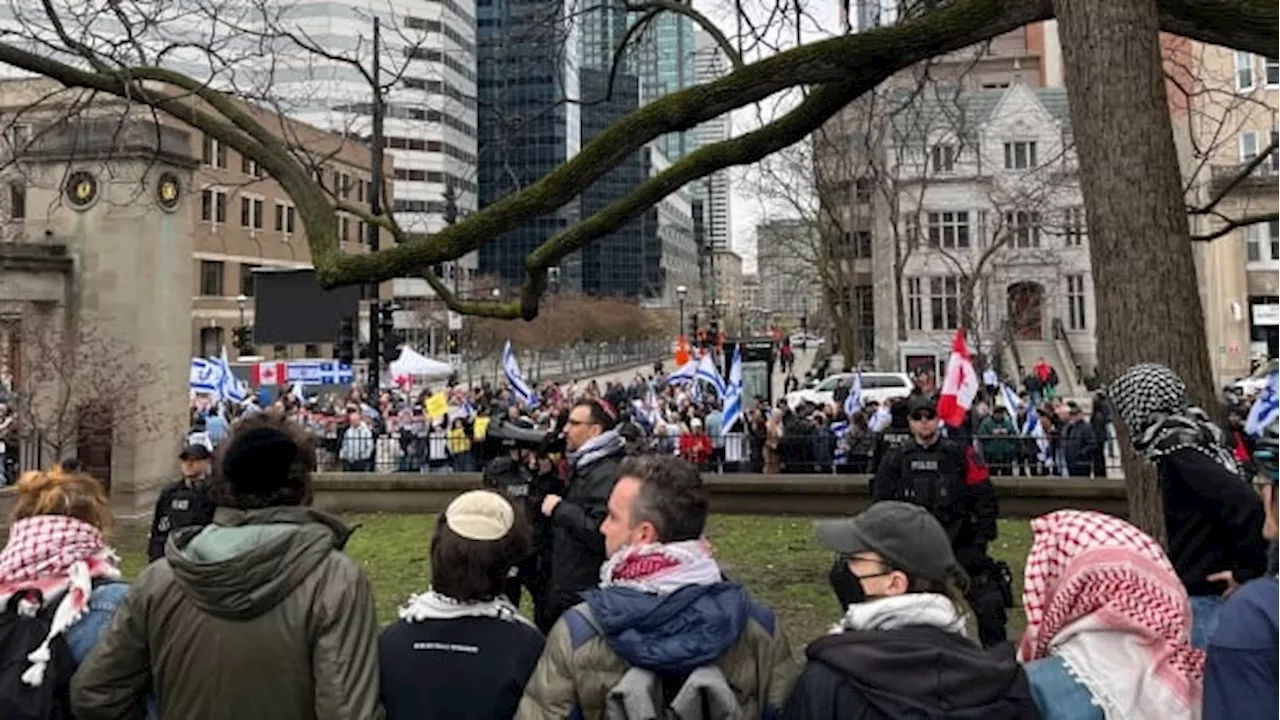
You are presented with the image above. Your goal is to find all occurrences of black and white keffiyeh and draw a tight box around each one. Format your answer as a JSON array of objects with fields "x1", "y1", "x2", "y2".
[{"x1": 1109, "y1": 363, "x2": 1239, "y2": 474}]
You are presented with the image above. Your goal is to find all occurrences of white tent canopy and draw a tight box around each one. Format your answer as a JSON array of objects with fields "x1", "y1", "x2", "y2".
[{"x1": 389, "y1": 346, "x2": 454, "y2": 380}]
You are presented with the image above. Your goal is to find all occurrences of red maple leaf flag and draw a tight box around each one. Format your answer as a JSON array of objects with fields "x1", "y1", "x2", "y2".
[{"x1": 937, "y1": 328, "x2": 979, "y2": 428}]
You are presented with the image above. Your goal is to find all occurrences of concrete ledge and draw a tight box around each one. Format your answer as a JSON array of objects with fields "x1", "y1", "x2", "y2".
[
  {"x1": 309, "y1": 473, "x2": 1129, "y2": 519},
  {"x1": 0, "y1": 473, "x2": 1129, "y2": 529}
]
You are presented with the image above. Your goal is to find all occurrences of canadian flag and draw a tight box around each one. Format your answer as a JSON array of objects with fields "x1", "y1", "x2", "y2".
[
  {"x1": 936, "y1": 328, "x2": 979, "y2": 428},
  {"x1": 252, "y1": 361, "x2": 286, "y2": 387}
]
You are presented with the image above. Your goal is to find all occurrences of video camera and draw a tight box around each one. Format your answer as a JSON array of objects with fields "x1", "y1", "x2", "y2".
[{"x1": 486, "y1": 416, "x2": 565, "y2": 456}]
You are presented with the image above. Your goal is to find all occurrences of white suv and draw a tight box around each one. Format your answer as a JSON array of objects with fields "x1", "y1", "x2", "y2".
[{"x1": 785, "y1": 372, "x2": 914, "y2": 410}]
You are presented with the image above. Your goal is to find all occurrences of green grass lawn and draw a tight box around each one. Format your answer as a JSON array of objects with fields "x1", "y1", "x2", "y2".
[{"x1": 112, "y1": 515, "x2": 1032, "y2": 647}]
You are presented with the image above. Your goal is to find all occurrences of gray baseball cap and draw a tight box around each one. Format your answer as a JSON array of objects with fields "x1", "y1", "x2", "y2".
[{"x1": 814, "y1": 501, "x2": 958, "y2": 584}]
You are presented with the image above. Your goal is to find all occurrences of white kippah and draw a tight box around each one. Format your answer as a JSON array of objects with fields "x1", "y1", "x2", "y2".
[{"x1": 445, "y1": 490, "x2": 515, "y2": 541}]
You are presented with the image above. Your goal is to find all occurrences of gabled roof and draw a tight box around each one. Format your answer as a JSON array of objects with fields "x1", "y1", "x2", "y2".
[{"x1": 883, "y1": 85, "x2": 1071, "y2": 144}]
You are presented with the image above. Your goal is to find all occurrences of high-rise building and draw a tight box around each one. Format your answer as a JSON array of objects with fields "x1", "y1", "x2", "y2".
[
  {"x1": 575, "y1": 68, "x2": 650, "y2": 296},
  {"x1": 630, "y1": 13, "x2": 697, "y2": 161},
  {"x1": 693, "y1": 30, "x2": 733, "y2": 253},
  {"x1": 476, "y1": 0, "x2": 581, "y2": 283}
]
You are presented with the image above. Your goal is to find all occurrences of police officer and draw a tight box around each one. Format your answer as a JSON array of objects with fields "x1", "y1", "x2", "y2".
[
  {"x1": 869, "y1": 398, "x2": 912, "y2": 477},
  {"x1": 147, "y1": 444, "x2": 217, "y2": 562},
  {"x1": 871, "y1": 394, "x2": 1008, "y2": 647}
]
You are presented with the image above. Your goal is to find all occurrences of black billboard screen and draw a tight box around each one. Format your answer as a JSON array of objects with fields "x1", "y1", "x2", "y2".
[{"x1": 252, "y1": 269, "x2": 361, "y2": 345}]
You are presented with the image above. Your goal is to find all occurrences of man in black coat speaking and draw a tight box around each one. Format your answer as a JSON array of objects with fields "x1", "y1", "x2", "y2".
[{"x1": 537, "y1": 399, "x2": 625, "y2": 632}]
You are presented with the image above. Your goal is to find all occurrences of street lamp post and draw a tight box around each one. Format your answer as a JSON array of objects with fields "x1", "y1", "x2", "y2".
[{"x1": 676, "y1": 285, "x2": 688, "y2": 339}]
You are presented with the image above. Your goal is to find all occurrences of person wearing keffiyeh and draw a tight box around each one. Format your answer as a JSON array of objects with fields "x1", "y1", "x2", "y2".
[
  {"x1": 0, "y1": 468, "x2": 127, "y2": 690},
  {"x1": 1109, "y1": 363, "x2": 1269, "y2": 647},
  {"x1": 1019, "y1": 510, "x2": 1204, "y2": 720}
]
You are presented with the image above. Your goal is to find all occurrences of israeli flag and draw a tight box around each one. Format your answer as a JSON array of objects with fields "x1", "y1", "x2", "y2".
[
  {"x1": 189, "y1": 358, "x2": 219, "y2": 396},
  {"x1": 217, "y1": 346, "x2": 245, "y2": 404},
  {"x1": 460, "y1": 398, "x2": 476, "y2": 419},
  {"x1": 831, "y1": 419, "x2": 851, "y2": 464},
  {"x1": 720, "y1": 345, "x2": 744, "y2": 437},
  {"x1": 1000, "y1": 383, "x2": 1022, "y2": 428},
  {"x1": 1022, "y1": 405, "x2": 1040, "y2": 437},
  {"x1": 844, "y1": 370, "x2": 863, "y2": 418},
  {"x1": 696, "y1": 353, "x2": 727, "y2": 397},
  {"x1": 631, "y1": 399, "x2": 654, "y2": 431},
  {"x1": 666, "y1": 359, "x2": 698, "y2": 385},
  {"x1": 502, "y1": 341, "x2": 539, "y2": 407},
  {"x1": 1245, "y1": 370, "x2": 1279, "y2": 437}
]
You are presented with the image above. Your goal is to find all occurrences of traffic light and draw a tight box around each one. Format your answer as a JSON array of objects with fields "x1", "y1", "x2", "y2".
[
  {"x1": 378, "y1": 303, "x2": 399, "y2": 360},
  {"x1": 232, "y1": 325, "x2": 253, "y2": 356},
  {"x1": 337, "y1": 316, "x2": 355, "y2": 366},
  {"x1": 689, "y1": 311, "x2": 699, "y2": 340},
  {"x1": 708, "y1": 319, "x2": 719, "y2": 349}
]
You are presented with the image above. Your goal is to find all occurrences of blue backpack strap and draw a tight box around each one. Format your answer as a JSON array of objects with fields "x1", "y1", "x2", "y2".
[{"x1": 562, "y1": 603, "x2": 603, "y2": 650}]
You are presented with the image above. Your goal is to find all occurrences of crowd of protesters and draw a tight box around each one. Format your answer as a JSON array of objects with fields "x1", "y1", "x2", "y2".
[{"x1": 0, "y1": 360, "x2": 1273, "y2": 718}]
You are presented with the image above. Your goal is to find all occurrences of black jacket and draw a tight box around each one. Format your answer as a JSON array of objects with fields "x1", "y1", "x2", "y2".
[
  {"x1": 780, "y1": 625, "x2": 1040, "y2": 720},
  {"x1": 871, "y1": 437, "x2": 999, "y2": 570},
  {"x1": 1159, "y1": 448, "x2": 1269, "y2": 597},
  {"x1": 379, "y1": 615, "x2": 544, "y2": 720},
  {"x1": 1061, "y1": 420, "x2": 1096, "y2": 475},
  {"x1": 544, "y1": 447, "x2": 623, "y2": 626},
  {"x1": 146, "y1": 478, "x2": 216, "y2": 562}
]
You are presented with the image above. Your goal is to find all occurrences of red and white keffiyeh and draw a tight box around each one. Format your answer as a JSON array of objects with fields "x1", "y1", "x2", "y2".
[
  {"x1": 1018, "y1": 510, "x2": 1204, "y2": 720},
  {"x1": 0, "y1": 515, "x2": 120, "y2": 687},
  {"x1": 599, "y1": 540, "x2": 722, "y2": 595}
]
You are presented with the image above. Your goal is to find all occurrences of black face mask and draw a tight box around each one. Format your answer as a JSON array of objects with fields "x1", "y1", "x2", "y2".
[{"x1": 829, "y1": 558, "x2": 866, "y2": 609}]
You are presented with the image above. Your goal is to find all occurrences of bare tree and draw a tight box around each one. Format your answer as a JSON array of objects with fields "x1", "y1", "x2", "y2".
[{"x1": 7, "y1": 320, "x2": 162, "y2": 472}]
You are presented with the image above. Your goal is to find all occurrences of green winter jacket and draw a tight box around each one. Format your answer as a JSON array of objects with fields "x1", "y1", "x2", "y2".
[{"x1": 70, "y1": 506, "x2": 384, "y2": 720}]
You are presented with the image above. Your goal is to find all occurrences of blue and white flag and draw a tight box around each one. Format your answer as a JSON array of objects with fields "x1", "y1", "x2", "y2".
[
  {"x1": 999, "y1": 383, "x2": 1022, "y2": 428},
  {"x1": 1245, "y1": 370, "x2": 1279, "y2": 437},
  {"x1": 666, "y1": 359, "x2": 698, "y2": 385},
  {"x1": 502, "y1": 340, "x2": 539, "y2": 407},
  {"x1": 720, "y1": 345, "x2": 744, "y2": 437},
  {"x1": 630, "y1": 399, "x2": 654, "y2": 431},
  {"x1": 460, "y1": 398, "x2": 476, "y2": 419},
  {"x1": 696, "y1": 353, "x2": 727, "y2": 397},
  {"x1": 217, "y1": 346, "x2": 245, "y2": 404},
  {"x1": 844, "y1": 370, "x2": 863, "y2": 418},
  {"x1": 189, "y1": 358, "x2": 219, "y2": 396},
  {"x1": 1022, "y1": 405, "x2": 1040, "y2": 437}
]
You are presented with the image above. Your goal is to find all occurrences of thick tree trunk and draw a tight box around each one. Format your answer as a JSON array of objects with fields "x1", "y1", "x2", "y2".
[{"x1": 1053, "y1": 0, "x2": 1217, "y2": 540}]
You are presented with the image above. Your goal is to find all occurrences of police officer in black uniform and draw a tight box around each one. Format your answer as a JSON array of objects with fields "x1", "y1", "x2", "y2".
[
  {"x1": 871, "y1": 394, "x2": 1009, "y2": 647},
  {"x1": 147, "y1": 444, "x2": 217, "y2": 562},
  {"x1": 481, "y1": 419, "x2": 561, "y2": 614},
  {"x1": 869, "y1": 399, "x2": 913, "y2": 477}
]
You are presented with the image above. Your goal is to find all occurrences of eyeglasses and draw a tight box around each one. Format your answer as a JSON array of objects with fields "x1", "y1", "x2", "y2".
[{"x1": 909, "y1": 411, "x2": 937, "y2": 421}]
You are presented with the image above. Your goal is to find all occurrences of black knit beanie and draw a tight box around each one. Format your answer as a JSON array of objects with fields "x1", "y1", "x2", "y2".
[{"x1": 220, "y1": 426, "x2": 301, "y2": 497}]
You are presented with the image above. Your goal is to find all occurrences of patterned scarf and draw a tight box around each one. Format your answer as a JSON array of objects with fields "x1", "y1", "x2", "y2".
[
  {"x1": 1019, "y1": 510, "x2": 1204, "y2": 720},
  {"x1": 568, "y1": 429, "x2": 625, "y2": 469},
  {"x1": 0, "y1": 515, "x2": 120, "y2": 687},
  {"x1": 599, "y1": 540, "x2": 722, "y2": 595},
  {"x1": 1109, "y1": 363, "x2": 1239, "y2": 474},
  {"x1": 397, "y1": 590, "x2": 535, "y2": 628}
]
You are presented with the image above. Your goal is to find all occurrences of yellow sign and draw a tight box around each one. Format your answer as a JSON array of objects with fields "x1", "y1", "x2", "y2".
[{"x1": 426, "y1": 392, "x2": 448, "y2": 420}]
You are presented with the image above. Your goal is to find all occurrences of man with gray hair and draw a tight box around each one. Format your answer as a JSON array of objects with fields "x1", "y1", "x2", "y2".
[{"x1": 517, "y1": 455, "x2": 797, "y2": 719}]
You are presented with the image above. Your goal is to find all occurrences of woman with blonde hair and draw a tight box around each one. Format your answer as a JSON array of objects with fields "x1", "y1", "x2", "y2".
[{"x1": 0, "y1": 467, "x2": 126, "y2": 709}]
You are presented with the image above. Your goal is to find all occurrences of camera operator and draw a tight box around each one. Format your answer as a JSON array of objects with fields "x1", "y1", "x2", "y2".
[{"x1": 481, "y1": 418, "x2": 561, "y2": 619}]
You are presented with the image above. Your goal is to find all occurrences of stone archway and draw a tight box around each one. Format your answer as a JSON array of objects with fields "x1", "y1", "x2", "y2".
[{"x1": 1007, "y1": 282, "x2": 1045, "y2": 340}]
